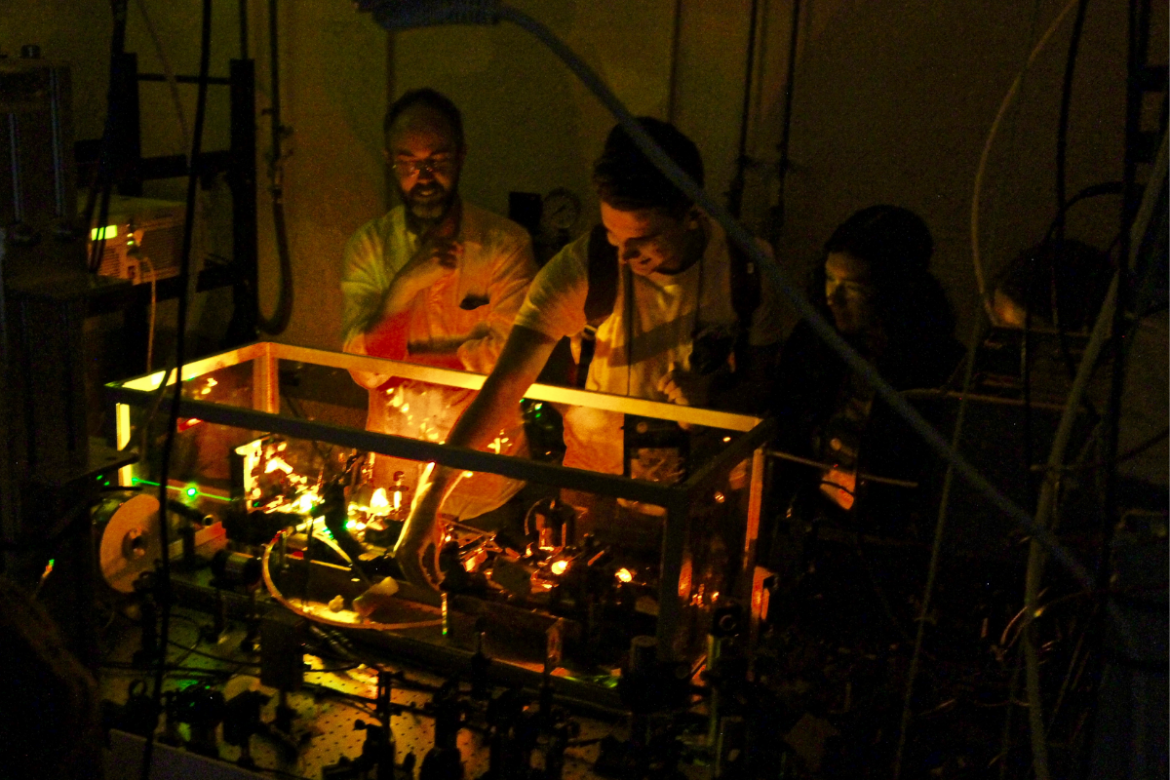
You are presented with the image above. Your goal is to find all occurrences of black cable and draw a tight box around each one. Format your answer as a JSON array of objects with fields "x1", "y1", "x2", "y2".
[
  {"x1": 1042, "y1": 182, "x2": 1124, "y2": 246},
  {"x1": 1034, "y1": 179, "x2": 1122, "y2": 403},
  {"x1": 257, "y1": 0, "x2": 294, "y2": 335},
  {"x1": 768, "y1": 0, "x2": 802, "y2": 246},
  {"x1": 1051, "y1": 0, "x2": 1092, "y2": 392},
  {"x1": 725, "y1": 0, "x2": 759, "y2": 218},
  {"x1": 86, "y1": 0, "x2": 131, "y2": 274},
  {"x1": 238, "y1": 0, "x2": 249, "y2": 60},
  {"x1": 1055, "y1": 0, "x2": 1090, "y2": 233},
  {"x1": 818, "y1": 480, "x2": 855, "y2": 497},
  {"x1": 141, "y1": 2, "x2": 213, "y2": 778},
  {"x1": 1079, "y1": 23, "x2": 1155, "y2": 777}
]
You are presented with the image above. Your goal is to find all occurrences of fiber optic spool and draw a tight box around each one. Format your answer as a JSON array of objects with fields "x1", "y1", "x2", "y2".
[{"x1": 95, "y1": 493, "x2": 162, "y2": 593}]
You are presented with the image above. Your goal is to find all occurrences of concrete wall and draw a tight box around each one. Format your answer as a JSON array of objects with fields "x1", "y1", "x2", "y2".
[{"x1": 4, "y1": 1, "x2": 1164, "y2": 355}]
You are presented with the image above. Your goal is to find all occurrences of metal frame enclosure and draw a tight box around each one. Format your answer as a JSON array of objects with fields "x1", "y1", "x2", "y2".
[{"x1": 107, "y1": 342, "x2": 772, "y2": 663}]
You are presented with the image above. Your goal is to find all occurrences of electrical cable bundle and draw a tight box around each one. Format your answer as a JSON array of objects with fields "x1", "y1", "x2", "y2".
[
  {"x1": 257, "y1": 0, "x2": 294, "y2": 336},
  {"x1": 84, "y1": 0, "x2": 130, "y2": 275},
  {"x1": 138, "y1": 1, "x2": 213, "y2": 778}
]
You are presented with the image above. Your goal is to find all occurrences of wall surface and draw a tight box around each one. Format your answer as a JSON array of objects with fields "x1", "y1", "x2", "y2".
[
  {"x1": 271, "y1": 0, "x2": 1163, "y2": 349},
  {"x1": 251, "y1": 0, "x2": 389, "y2": 350},
  {"x1": 389, "y1": 0, "x2": 678, "y2": 236},
  {"x1": 748, "y1": 0, "x2": 1163, "y2": 339},
  {"x1": 3, "y1": 0, "x2": 1165, "y2": 356}
]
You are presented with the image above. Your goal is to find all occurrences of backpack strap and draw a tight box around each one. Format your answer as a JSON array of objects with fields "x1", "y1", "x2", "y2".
[
  {"x1": 574, "y1": 224, "x2": 764, "y2": 388},
  {"x1": 726, "y1": 236, "x2": 761, "y2": 360},
  {"x1": 584, "y1": 224, "x2": 620, "y2": 327},
  {"x1": 571, "y1": 225, "x2": 620, "y2": 388}
]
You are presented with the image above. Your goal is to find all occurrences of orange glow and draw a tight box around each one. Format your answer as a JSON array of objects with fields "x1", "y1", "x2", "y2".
[
  {"x1": 820, "y1": 467, "x2": 856, "y2": 510},
  {"x1": 464, "y1": 549, "x2": 489, "y2": 572},
  {"x1": 294, "y1": 493, "x2": 316, "y2": 513},
  {"x1": 615, "y1": 568, "x2": 633, "y2": 584},
  {"x1": 677, "y1": 558, "x2": 693, "y2": 599},
  {"x1": 264, "y1": 455, "x2": 293, "y2": 475},
  {"x1": 550, "y1": 560, "x2": 569, "y2": 576},
  {"x1": 370, "y1": 488, "x2": 390, "y2": 513}
]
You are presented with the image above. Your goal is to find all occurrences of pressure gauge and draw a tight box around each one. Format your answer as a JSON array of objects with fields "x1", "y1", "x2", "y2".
[{"x1": 541, "y1": 187, "x2": 582, "y2": 234}]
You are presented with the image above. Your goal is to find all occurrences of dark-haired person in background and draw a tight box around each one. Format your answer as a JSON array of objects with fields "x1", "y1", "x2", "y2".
[
  {"x1": 341, "y1": 88, "x2": 537, "y2": 520},
  {"x1": 764, "y1": 206, "x2": 963, "y2": 625},
  {"x1": 394, "y1": 118, "x2": 784, "y2": 588}
]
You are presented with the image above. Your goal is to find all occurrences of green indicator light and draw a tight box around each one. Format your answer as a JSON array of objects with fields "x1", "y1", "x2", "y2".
[
  {"x1": 48, "y1": 559, "x2": 55, "y2": 567},
  {"x1": 90, "y1": 225, "x2": 118, "y2": 241},
  {"x1": 185, "y1": 486, "x2": 198, "y2": 499}
]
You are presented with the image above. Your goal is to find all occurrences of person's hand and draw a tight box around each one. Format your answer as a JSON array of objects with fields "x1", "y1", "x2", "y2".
[
  {"x1": 656, "y1": 361, "x2": 714, "y2": 408},
  {"x1": 391, "y1": 478, "x2": 444, "y2": 591},
  {"x1": 398, "y1": 237, "x2": 462, "y2": 293}
]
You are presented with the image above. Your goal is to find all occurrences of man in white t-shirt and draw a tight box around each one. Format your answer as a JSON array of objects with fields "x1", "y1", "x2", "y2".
[
  {"x1": 341, "y1": 89, "x2": 536, "y2": 521},
  {"x1": 394, "y1": 118, "x2": 783, "y2": 588}
]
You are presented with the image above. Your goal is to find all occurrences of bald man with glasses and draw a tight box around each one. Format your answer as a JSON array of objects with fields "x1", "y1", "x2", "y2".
[{"x1": 341, "y1": 88, "x2": 537, "y2": 524}]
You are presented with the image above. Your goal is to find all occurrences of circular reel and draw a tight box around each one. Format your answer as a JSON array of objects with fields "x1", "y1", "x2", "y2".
[{"x1": 95, "y1": 493, "x2": 162, "y2": 593}]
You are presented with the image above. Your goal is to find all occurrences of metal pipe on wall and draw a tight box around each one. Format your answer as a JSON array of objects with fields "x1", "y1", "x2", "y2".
[
  {"x1": 768, "y1": 0, "x2": 802, "y2": 248},
  {"x1": 257, "y1": 0, "x2": 294, "y2": 336},
  {"x1": 726, "y1": 0, "x2": 760, "y2": 219}
]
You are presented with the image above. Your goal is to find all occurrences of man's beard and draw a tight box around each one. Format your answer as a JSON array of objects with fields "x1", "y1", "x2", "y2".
[{"x1": 401, "y1": 179, "x2": 456, "y2": 223}]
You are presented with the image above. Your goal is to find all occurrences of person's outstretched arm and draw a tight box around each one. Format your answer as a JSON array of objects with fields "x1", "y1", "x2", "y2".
[{"x1": 392, "y1": 325, "x2": 558, "y2": 588}]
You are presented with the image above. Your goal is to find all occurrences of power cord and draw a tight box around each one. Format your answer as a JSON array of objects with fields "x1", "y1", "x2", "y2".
[
  {"x1": 139, "y1": 1, "x2": 213, "y2": 778},
  {"x1": 257, "y1": 0, "x2": 294, "y2": 335},
  {"x1": 138, "y1": 254, "x2": 158, "y2": 372},
  {"x1": 85, "y1": 0, "x2": 131, "y2": 275}
]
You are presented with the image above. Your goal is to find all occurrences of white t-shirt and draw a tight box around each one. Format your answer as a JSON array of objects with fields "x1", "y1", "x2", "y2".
[
  {"x1": 514, "y1": 215, "x2": 783, "y2": 475},
  {"x1": 341, "y1": 201, "x2": 537, "y2": 519}
]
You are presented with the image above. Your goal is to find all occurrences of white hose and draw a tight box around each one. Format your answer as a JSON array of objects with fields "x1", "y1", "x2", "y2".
[
  {"x1": 971, "y1": 0, "x2": 1080, "y2": 317},
  {"x1": 1021, "y1": 126, "x2": 1167, "y2": 780}
]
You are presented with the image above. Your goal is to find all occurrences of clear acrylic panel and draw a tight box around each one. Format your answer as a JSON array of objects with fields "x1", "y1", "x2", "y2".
[{"x1": 106, "y1": 343, "x2": 770, "y2": 682}]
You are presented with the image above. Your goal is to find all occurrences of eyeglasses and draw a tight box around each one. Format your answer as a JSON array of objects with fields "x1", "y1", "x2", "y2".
[{"x1": 392, "y1": 155, "x2": 456, "y2": 177}]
